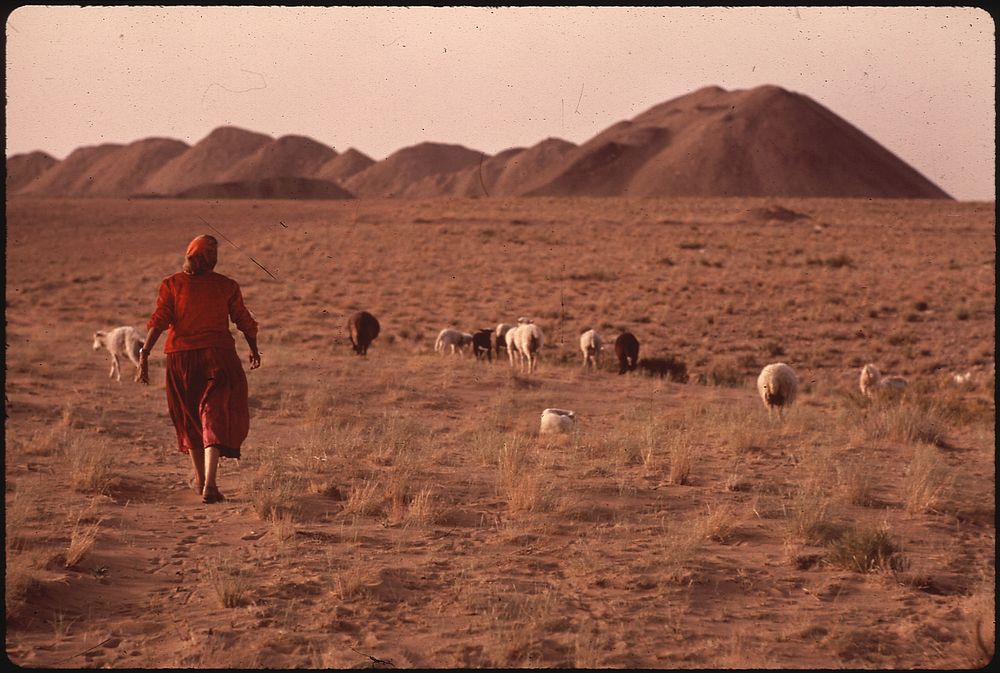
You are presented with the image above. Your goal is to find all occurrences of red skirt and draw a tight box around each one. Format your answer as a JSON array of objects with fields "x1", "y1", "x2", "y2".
[{"x1": 165, "y1": 347, "x2": 249, "y2": 459}]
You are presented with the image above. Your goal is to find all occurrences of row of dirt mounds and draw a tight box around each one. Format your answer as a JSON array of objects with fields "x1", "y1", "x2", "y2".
[
  {"x1": 174, "y1": 176, "x2": 355, "y2": 200},
  {"x1": 7, "y1": 84, "x2": 954, "y2": 200}
]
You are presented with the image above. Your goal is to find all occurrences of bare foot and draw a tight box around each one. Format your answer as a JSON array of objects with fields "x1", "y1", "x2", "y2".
[
  {"x1": 202, "y1": 485, "x2": 225, "y2": 504},
  {"x1": 189, "y1": 476, "x2": 204, "y2": 494}
]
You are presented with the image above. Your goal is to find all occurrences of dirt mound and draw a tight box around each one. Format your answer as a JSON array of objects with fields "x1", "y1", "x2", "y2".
[
  {"x1": 312, "y1": 148, "x2": 376, "y2": 184},
  {"x1": 5, "y1": 151, "x2": 58, "y2": 194},
  {"x1": 140, "y1": 126, "x2": 273, "y2": 195},
  {"x1": 73, "y1": 138, "x2": 190, "y2": 197},
  {"x1": 218, "y1": 135, "x2": 337, "y2": 183},
  {"x1": 16, "y1": 144, "x2": 124, "y2": 196},
  {"x1": 398, "y1": 138, "x2": 578, "y2": 198},
  {"x1": 526, "y1": 84, "x2": 952, "y2": 199},
  {"x1": 742, "y1": 204, "x2": 812, "y2": 222},
  {"x1": 173, "y1": 176, "x2": 354, "y2": 200},
  {"x1": 343, "y1": 142, "x2": 484, "y2": 197}
]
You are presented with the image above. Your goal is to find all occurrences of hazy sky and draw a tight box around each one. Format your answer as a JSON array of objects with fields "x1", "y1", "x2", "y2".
[{"x1": 5, "y1": 6, "x2": 995, "y2": 200}]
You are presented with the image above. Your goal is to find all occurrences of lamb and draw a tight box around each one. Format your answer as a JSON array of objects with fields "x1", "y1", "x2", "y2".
[
  {"x1": 579, "y1": 329, "x2": 603, "y2": 371},
  {"x1": 539, "y1": 408, "x2": 576, "y2": 434},
  {"x1": 347, "y1": 311, "x2": 380, "y2": 356},
  {"x1": 757, "y1": 362, "x2": 798, "y2": 421},
  {"x1": 435, "y1": 328, "x2": 473, "y2": 356},
  {"x1": 93, "y1": 326, "x2": 145, "y2": 382},
  {"x1": 614, "y1": 332, "x2": 640, "y2": 375},
  {"x1": 859, "y1": 363, "x2": 908, "y2": 399},
  {"x1": 471, "y1": 328, "x2": 493, "y2": 361},
  {"x1": 510, "y1": 320, "x2": 544, "y2": 374},
  {"x1": 495, "y1": 323, "x2": 514, "y2": 359}
]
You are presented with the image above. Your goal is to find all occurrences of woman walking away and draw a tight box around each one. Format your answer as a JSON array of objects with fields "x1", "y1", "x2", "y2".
[{"x1": 138, "y1": 234, "x2": 261, "y2": 504}]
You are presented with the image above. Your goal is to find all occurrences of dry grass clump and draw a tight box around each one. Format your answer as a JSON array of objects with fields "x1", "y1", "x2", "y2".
[
  {"x1": 496, "y1": 435, "x2": 555, "y2": 514},
  {"x1": 341, "y1": 478, "x2": 384, "y2": 517},
  {"x1": 699, "y1": 503, "x2": 740, "y2": 543},
  {"x1": 825, "y1": 526, "x2": 906, "y2": 573},
  {"x1": 402, "y1": 486, "x2": 437, "y2": 526},
  {"x1": 244, "y1": 444, "x2": 302, "y2": 520},
  {"x1": 332, "y1": 560, "x2": 371, "y2": 601},
  {"x1": 902, "y1": 443, "x2": 953, "y2": 514},
  {"x1": 5, "y1": 550, "x2": 42, "y2": 619},
  {"x1": 64, "y1": 504, "x2": 105, "y2": 568},
  {"x1": 667, "y1": 433, "x2": 695, "y2": 485},
  {"x1": 203, "y1": 556, "x2": 250, "y2": 608},
  {"x1": 834, "y1": 453, "x2": 878, "y2": 506},
  {"x1": 65, "y1": 434, "x2": 116, "y2": 494},
  {"x1": 786, "y1": 481, "x2": 842, "y2": 545},
  {"x1": 658, "y1": 524, "x2": 705, "y2": 583},
  {"x1": 853, "y1": 395, "x2": 949, "y2": 447},
  {"x1": 478, "y1": 586, "x2": 562, "y2": 667},
  {"x1": 963, "y1": 572, "x2": 996, "y2": 667}
]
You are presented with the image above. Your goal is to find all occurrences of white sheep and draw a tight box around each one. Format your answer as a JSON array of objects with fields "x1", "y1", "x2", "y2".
[
  {"x1": 539, "y1": 408, "x2": 575, "y2": 434},
  {"x1": 495, "y1": 323, "x2": 515, "y2": 358},
  {"x1": 579, "y1": 329, "x2": 603, "y2": 371},
  {"x1": 757, "y1": 362, "x2": 798, "y2": 421},
  {"x1": 93, "y1": 326, "x2": 145, "y2": 382},
  {"x1": 511, "y1": 320, "x2": 544, "y2": 374},
  {"x1": 859, "y1": 363, "x2": 908, "y2": 399},
  {"x1": 434, "y1": 328, "x2": 473, "y2": 356},
  {"x1": 505, "y1": 325, "x2": 523, "y2": 369}
]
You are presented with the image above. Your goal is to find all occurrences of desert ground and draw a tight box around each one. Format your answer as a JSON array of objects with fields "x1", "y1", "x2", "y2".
[{"x1": 4, "y1": 195, "x2": 995, "y2": 668}]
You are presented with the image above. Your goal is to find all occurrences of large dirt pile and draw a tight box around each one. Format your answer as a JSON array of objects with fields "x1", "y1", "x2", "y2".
[
  {"x1": 5, "y1": 151, "x2": 58, "y2": 194},
  {"x1": 173, "y1": 176, "x2": 354, "y2": 200},
  {"x1": 400, "y1": 138, "x2": 578, "y2": 198},
  {"x1": 522, "y1": 85, "x2": 952, "y2": 199},
  {"x1": 15, "y1": 144, "x2": 124, "y2": 196},
  {"x1": 81, "y1": 138, "x2": 190, "y2": 197},
  {"x1": 140, "y1": 126, "x2": 273, "y2": 195},
  {"x1": 312, "y1": 148, "x2": 376, "y2": 185},
  {"x1": 217, "y1": 135, "x2": 337, "y2": 183},
  {"x1": 342, "y1": 142, "x2": 484, "y2": 198}
]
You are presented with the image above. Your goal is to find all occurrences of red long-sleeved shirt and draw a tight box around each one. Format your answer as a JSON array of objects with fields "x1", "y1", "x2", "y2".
[{"x1": 147, "y1": 271, "x2": 258, "y2": 353}]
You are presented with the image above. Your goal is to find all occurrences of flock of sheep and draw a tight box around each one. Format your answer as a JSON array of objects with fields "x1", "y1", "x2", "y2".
[{"x1": 92, "y1": 308, "x2": 928, "y2": 434}]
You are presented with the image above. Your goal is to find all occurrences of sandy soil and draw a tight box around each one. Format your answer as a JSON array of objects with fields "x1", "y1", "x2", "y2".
[{"x1": 4, "y1": 196, "x2": 995, "y2": 668}]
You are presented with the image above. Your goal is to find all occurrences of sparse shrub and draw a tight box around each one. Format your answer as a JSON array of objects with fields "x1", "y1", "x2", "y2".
[
  {"x1": 835, "y1": 454, "x2": 877, "y2": 506},
  {"x1": 764, "y1": 341, "x2": 786, "y2": 357},
  {"x1": 914, "y1": 300, "x2": 930, "y2": 312},
  {"x1": 67, "y1": 435, "x2": 115, "y2": 494},
  {"x1": 826, "y1": 527, "x2": 906, "y2": 573},
  {"x1": 667, "y1": 435, "x2": 694, "y2": 485},
  {"x1": 903, "y1": 443, "x2": 952, "y2": 514},
  {"x1": 637, "y1": 355, "x2": 689, "y2": 382},
  {"x1": 787, "y1": 483, "x2": 841, "y2": 545},
  {"x1": 65, "y1": 506, "x2": 104, "y2": 568},
  {"x1": 699, "y1": 503, "x2": 738, "y2": 542},
  {"x1": 704, "y1": 359, "x2": 744, "y2": 387},
  {"x1": 342, "y1": 478, "x2": 383, "y2": 516},
  {"x1": 203, "y1": 556, "x2": 250, "y2": 608},
  {"x1": 956, "y1": 309, "x2": 971, "y2": 321}
]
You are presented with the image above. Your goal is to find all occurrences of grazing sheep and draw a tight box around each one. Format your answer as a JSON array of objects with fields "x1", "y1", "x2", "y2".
[
  {"x1": 511, "y1": 320, "x2": 544, "y2": 374},
  {"x1": 435, "y1": 328, "x2": 473, "y2": 356},
  {"x1": 505, "y1": 325, "x2": 523, "y2": 369},
  {"x1": 951, "y1": 371, "x2": 973, "y2": 387},
  {"x1": 495, "y1": 323, "x2": 514, "y2": 359},
  {"x1": 614, "y1": 332, "x2": 640, "y2": 375},
  {"x1": 539, "y1": 408, "x2": 575, "y2": 434},
  {"x1": 347, "y1": 311, "x2": 380, "y2": 356},
  {"x1": 471, "y1": 328, "x2": 493, "y2": 361},
  {"x1": 757, "y1": 362, "x2": 798, "y2": 421},
  {"x1": 859, "y1": 363, "x2": 908, "y2": 399},
  {"x1": 93, "y1": 326, "x2": 144, "y2": 382},
  {"x1": 580, "y1": 329, "x2": 603, "y2": 371}
]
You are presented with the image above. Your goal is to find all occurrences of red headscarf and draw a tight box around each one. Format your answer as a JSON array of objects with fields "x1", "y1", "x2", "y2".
[{"x1": 182, "y1": 235, "x2": 219, "y2": 275}]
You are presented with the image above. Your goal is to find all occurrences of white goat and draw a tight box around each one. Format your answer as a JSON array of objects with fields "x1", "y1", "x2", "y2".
[
  {"x1": 540, "y1": 408, "x2": 576, "y2": 434},
  {"x1": 859, "y1": 363, "x2": 908, "y2": 399},
  {"x1": 757, "y1": 362, "x2": 798, "y2": 421},
  {"x1": 511, "y1": 320, "x2": 544, "y2": 374},
  {"x1": 93, "y1": 326, "x2": 145, "y2": 382},
  {"x1": 434, "y1": 328, "x2": 473, "y2": 356},
  {"x1": 579, "y1": 329, "x2": 603, "y2": 370}
]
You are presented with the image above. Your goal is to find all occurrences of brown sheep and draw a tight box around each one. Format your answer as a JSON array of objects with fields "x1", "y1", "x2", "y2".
[
  {"x1": 614, "y1": 332, "x2": 640, "y2": 375},
  {"x1": 347, "y1": 311, "x2": 380, "y2": 356}
]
